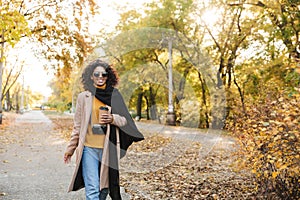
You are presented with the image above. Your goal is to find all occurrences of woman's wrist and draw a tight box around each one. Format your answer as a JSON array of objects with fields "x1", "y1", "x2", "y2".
[{"x1": 111, "y1": 114, "x2": 114, "y2": 124}]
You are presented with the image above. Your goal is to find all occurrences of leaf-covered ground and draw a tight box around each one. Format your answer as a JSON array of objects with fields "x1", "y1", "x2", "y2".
[
  {"x1": 45, "y1": 111, "x2": 280, "y2": 199},
  {"x1": 119, "y1": 132, "x2": 259, "y2": 200},
  {"x1": 0, "y1": 112, "x2": 19, "y2": 147}
]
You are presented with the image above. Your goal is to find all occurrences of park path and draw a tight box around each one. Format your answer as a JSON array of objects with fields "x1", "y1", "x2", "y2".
[
  {"x1": 0, "y1": 110, "x2": 85, "y2": 200},
  {"x1": 136, "y1": 121, "x2": 236, "y2": 153},
  {"x1": 0, "y1": 111, "x2": 236, "y2": 200}
]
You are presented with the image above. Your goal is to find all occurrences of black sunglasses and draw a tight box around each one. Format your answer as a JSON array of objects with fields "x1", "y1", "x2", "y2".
[{"x1": 93, "y1": 71, "x2": 108, "y2": 78}]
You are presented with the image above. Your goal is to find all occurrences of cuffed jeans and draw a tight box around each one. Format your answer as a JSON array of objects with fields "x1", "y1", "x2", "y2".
[{"x1": 82, "y1": 146, "x2": 108, "y2": 200}]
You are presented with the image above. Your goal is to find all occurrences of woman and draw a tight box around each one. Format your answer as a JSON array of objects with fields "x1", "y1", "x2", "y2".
[{"x1": 64, "y1": 59, "x2": 144, "y2": 200}]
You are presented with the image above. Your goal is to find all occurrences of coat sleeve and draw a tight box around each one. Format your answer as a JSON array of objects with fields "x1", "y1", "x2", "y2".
[
  {"x1": 111, "y1": 114, "x2": 127, "y2": 127},
  {"x1": 65, "y1": 93, "x2": 83, "y2": 156}
]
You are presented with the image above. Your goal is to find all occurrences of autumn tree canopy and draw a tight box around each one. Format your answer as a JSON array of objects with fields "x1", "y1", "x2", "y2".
[{"x1": 0, "y1": 0, "x2": 99, "y2": 112}]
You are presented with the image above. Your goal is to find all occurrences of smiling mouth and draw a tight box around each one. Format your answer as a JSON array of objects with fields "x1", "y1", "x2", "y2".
[{"x1": 97, "y1": 79, "x2": 105, "y2": 84}]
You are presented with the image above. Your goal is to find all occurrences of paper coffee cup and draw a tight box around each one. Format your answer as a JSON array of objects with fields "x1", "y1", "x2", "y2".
[{"x1": 99, "y1": 106, "x2": 109, "y2": 125}]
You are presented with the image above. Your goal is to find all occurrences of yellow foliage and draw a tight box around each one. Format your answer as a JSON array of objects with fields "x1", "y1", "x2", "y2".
[
  {"x1": 272, "y1": 171, "x2": 279, "y2": 179},
  {"x1": 227, "y1": 92, "x2": 300, "y2": 199}
]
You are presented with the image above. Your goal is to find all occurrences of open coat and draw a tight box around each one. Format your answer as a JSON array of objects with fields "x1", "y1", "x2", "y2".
[{"x1": 65, "y1": 89, "x2": 144, "y2": 194}]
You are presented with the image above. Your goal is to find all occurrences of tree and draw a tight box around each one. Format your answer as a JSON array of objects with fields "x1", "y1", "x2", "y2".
[
  {"x1": 1, "y1": 57, "x2": 24, "y2": 109},
  {"x1": 229, "y1": 0, "x2": 300, "y2": 60},
  {"x1": 102, "y1": 0, "x2": 219, "y2": 127},
  {"x1": 0, "y1": 0, "x2": 98, "y2": 117}
]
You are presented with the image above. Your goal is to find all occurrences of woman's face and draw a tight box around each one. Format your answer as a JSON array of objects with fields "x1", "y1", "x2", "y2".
[{"x1": 91, "y1": 66, "x2": 108, "y2": 86}]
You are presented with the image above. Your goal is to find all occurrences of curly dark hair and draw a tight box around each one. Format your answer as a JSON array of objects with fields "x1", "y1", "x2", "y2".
[{"x1": 81, "y1": 59, "x2": 119, "y2": 92}]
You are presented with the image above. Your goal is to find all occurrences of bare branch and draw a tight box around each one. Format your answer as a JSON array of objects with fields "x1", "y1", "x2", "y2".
[
  {"x1": 19, "y1": 0, "x2": 25, "y2": 13},
  {"x1": 153, "y1": 51, "x2": 166, "y2": 71},
  {"x1": 3, "y1": 64, "x2": 23, "y2": 99},
  {"x1": 23, "y1": 1, "x2": 60, "y2": 16},
  {"x1": 1, "y1": 58, "x2": 23, "y2": 100}
]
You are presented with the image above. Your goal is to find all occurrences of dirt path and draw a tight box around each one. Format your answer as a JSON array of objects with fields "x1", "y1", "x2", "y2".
[{"x1": 0, "y1": 111, "x2": 84, "y2": 200}]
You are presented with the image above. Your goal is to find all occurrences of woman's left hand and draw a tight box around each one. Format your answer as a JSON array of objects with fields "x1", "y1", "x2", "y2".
[{"x1": 100, "y1": 114, "x2": 114, "y2": 124}]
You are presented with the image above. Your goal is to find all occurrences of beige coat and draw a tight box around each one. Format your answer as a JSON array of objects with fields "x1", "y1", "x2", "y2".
[{"x1": 65, "y1": 91, "x2": 127, "y2": 192}]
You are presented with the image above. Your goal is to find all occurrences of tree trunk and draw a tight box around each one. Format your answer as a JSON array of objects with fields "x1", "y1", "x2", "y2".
[
  {"x1": 0, "y1": 30, "x2": 4, "y2": 124},
  {"x1": 198, "y1": 72, "x2": 209, "y2": 128},
  {"x1": 136, "y1": 90, "x2": 143, "y2": 120},
  {"x1": 144, "y1": 96, "x2": 149, "y2": 120},
  {"x1": 16, "y1": 89, "x2": 19, "y2": 113},
  {"x1": 233, "y1": 69, "x2": 246, "y2": 115},
  {"x1": 177, "y1": 66, "x2": 190, "y2": 102},
  {"x1": 5, "y1": 89, "x2": 11, "y2": 111},
  {"x1": 149, "y1": 85, "x2": 157, "y2": 120}
]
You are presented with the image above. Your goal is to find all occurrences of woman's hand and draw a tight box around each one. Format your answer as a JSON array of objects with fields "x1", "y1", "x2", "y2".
[
  {"x1": 99, "y1": 113, "x2": 114, "y2": 124},
  {"x1": 64, "y1": 153, "x2": 71, "y2": 164}
]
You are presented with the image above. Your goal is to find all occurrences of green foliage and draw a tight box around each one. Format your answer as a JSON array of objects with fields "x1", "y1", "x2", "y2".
[{"x1": 284, "y1": 69, "x2": 300, "y2": 94}]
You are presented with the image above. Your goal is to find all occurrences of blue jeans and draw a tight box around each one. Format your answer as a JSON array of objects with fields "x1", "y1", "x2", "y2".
[{"x1": 82, "y1": 146, "x2": 108, "y2": 200}]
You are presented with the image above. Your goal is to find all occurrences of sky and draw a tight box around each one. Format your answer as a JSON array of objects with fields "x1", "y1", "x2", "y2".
[
  {"x1": 9, "y1": 41, "x2": 54, "y2": 98},
  {"x1": 23, "y1": 55, "x2": 53, "y2": 98},
  {"x1": 90, "y1": 0, "x2": 152, "y2": 33}
]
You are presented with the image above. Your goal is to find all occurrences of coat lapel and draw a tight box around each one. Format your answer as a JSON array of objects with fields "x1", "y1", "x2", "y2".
[
  {"x1": 84, "y1": 91, "x2": 93, "y2": 129},
  {"x1": 79, "y1": 91, "x2": 93, "y2": 145}
]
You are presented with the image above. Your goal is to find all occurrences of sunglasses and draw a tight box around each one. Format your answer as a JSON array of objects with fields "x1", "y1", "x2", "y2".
[{"x1": 93, "y1": 71, "x2": 108, "y2": 78}]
